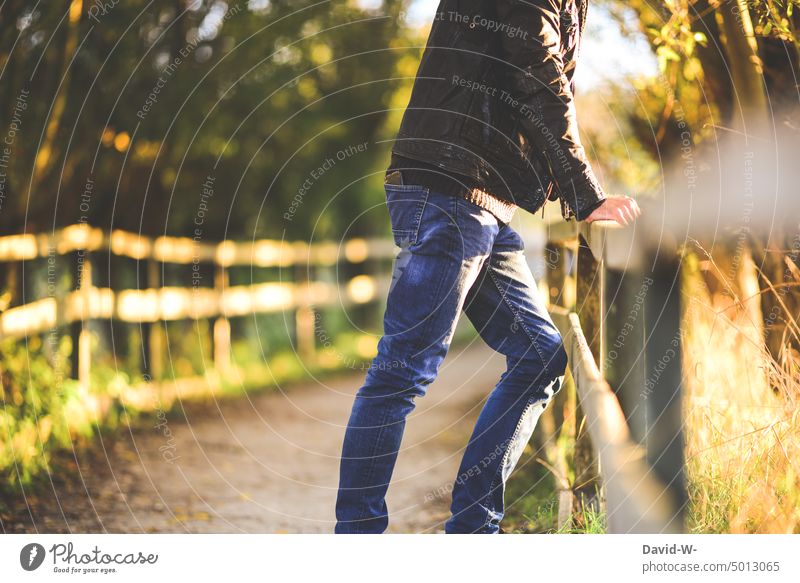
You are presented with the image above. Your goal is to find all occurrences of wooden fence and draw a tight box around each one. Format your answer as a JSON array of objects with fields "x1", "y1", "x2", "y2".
[
  {"x1": 1, "y1": 219, "x2": 687, "y2": 533},
  {"x1": 0, "y1": 224, "x2": 396, "y2": 408},
  {"x1": 544, "y1": 219, "x2": 686, "y2": 533}
]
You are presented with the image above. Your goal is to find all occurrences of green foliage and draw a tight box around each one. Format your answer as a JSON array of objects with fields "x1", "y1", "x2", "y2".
[
  {"x1": 503, "y1": 453, "x2": 607, "y2": 533},
  {"x1": 0, "y1": 0, "x2": 414, "y2": 240},
  {"x1": 749, "y1": 0, "x2": 800, "y2": 46},
  {"x1": 0, "y1": 335, "x2": 77, "y2": 490}
]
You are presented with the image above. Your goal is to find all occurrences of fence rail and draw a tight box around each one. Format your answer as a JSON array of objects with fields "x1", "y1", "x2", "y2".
[
  {"x1": 0, "y1": 223, "x2": 397, "y2": 266},
  {"x1": 0, "y1": 224, "x2": 397, "y2": 411},
  {"x1": 544, "y1": 219, "x2": 686, "y2": 533},
  {"x1": 0, "y1": 225, "x2": 397, "y2": 338},
  {"x1": 0, "y1": 276, "x2": 391, "y2": 338}
]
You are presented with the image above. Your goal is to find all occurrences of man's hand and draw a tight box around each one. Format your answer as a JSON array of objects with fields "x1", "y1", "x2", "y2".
[{"x1": 584, "y1": 195, "x2": 641, "y2": 226}]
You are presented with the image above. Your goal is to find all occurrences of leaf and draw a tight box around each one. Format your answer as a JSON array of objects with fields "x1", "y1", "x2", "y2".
[
  {"x1": 693, "y1": 32, "x2": 708, "y2": 46},
  {"x1": 657, "y1": 45, "x2": 682, "y2": 62},
  {"x1": 683, "y1": 58, "x2": 703, "y2": 81}
]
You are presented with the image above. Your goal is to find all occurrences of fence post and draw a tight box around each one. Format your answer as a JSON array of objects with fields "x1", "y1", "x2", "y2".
[
  {"x1": 70, "y1": 250, "x2": 92, "y2": 393},
  {"x1": 138, "y1": 259, "x2": 151, "y2": 381},
  {"x1": 213, "y1": 263, "x2": 231, "y2": 375},
  {"x1": 70, "y1": 249, "x2": 92, "y2": 396},
  {"x1": 146, "y1": 259, "x2": 163, "y2": 381},
  {"x1": 78, "y1": 252, "x2": 92, "y2": 394},
  {"x1": 643, "y1": 248, "x2": 687, "y2": 529},
  {"x1": 1, "y1": 260, "x2": 20, "y2": 308},
  {"x1": 544, "y1": 242, "x2": 567, "y2": 308},
  {"x1": 603, "y1": 267, "x2": 649, "y2": 443},
  {"x1": 294, "y1": 255, "x2": 316, "y2": 360},
  {"x1": 573, "y1": 234, "x2": 603, "y2": 521},
  {"x1": 543, "y1": 241, "x2": 575, "y2": 530}
]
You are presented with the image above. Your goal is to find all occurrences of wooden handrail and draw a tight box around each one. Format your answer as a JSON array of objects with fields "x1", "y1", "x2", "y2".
[
  {"x1": 0, "y1": 224, "x2": 397, "y2": 266},
  {"x1": 552, "y1": 311, "x2": 683, "y2": 533},
  {"x1": 0, "y1": 276, "x2": 391, "y2": 340},
  {"x1": 0, "y1": 227, "x2": 398, "y2": 395}
]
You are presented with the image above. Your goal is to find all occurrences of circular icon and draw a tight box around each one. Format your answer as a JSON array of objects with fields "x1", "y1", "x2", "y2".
[{"x1": 20, "y1": 543, "x2": 46, "y2": 571}]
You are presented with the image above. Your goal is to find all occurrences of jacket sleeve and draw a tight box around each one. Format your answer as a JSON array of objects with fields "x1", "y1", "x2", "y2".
[{"x1": 495, "y1": 0, "x2": 605, "y2": 220}]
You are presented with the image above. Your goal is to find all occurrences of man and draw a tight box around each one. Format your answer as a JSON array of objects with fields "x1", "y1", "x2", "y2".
[{"x1": 335, "y1": 0, "x2": 640, "y2": 534}]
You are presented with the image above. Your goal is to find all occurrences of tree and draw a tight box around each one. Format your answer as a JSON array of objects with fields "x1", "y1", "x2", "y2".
[{"x1": 601, "y1": 0, "x2": 799, "y2": 368}]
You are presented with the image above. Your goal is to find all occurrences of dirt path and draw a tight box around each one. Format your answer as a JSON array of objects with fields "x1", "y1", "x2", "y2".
[{"x1": 3, "y1": 344, "x2": 505, "y2": 534}]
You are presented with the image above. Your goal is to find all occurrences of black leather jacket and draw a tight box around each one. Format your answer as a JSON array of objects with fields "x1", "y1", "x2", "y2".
[{"x1": 392, "y1": 0, "x2": 606, "y2": 220}]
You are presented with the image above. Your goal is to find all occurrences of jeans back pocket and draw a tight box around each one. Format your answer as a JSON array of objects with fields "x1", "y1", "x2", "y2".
[{"x1": 385, "y1": 184, "x2": 428, "y2": 248}]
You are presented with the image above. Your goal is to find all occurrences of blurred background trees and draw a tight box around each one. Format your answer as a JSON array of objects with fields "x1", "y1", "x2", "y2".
[{"x1": 0, "y1": 0, "x2": 412, "y2": 240}]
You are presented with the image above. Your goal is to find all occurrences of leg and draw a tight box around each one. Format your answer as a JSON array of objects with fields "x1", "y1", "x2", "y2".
[
  {"x1": 335, "y1": 187, "x2": 499, "y2": 533},
  {"x1": 445, "y1": 222, "x2": 568, "y2": 533}
]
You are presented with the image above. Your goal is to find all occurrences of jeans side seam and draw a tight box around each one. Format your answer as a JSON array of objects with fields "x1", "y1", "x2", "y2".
[
  {"x1": 350, "y1": 402, "x2": 392, "y2": 532},
  {"x1": 483, "y1": 393, "x2": 550, "y2": 527}
]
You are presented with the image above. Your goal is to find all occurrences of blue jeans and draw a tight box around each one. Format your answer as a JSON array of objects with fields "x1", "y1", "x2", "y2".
[{"x1": 335, "y1": 184, "x2": 568, "y2": 534}]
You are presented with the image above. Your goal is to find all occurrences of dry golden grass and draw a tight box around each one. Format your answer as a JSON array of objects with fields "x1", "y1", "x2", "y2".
[{"x1": 682, "y1": 250, "x2": 800, "y2": 533}]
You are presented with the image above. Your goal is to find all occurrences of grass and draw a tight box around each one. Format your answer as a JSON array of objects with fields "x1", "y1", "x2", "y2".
[
  {"x1": 502, "y1": 453, "x2": 562, "y2": 533},
  {"x1": 681, "y1": 250, "x2": 800, "y2": 533},
  {"x1": 503, "y1": 448, "x2": 608, "y2": 533},
  {"x1": 506, "y1": 246, "x2": 800, "y2": 534}
]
